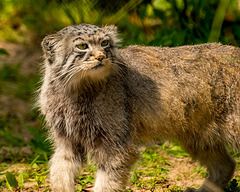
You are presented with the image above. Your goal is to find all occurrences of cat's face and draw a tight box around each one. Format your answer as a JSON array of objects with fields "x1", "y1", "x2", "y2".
[{"x1": 41, "y1": 24, "x2": 121, "y2": 91}]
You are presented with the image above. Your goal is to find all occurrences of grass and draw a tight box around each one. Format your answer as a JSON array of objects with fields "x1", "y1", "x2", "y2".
[
  {"x1": 0, "y1": 142, "x2": 189, "y2": 191},
  {"x1": 1, "y1": 138, "x2": 240, "y2": 191}
]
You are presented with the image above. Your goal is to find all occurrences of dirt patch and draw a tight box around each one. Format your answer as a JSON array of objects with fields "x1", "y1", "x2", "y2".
[
  {"x1": 0, "y1": 42, "x2": 43, "y2": 159},
  {"x1": 2, "y1": 150, "x2": 206, "y2": 192},
  {"x1": 0, "y1": 42, "x2": 42, "y2": 76},
  {"x1": 166, "y1": 155, "x2": 204, "y2": 190}
]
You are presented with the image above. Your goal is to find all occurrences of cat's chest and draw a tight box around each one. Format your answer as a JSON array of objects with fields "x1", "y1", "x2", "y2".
[{"x1": 65, "y1": 96, "x2": 112, "y2": 130}]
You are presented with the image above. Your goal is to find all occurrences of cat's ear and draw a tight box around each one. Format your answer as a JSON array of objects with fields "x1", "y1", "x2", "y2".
[
  {"x1": 41, "y1": 33, "x2": 63, "y2": 64},
  {"x1": 41, "y1": 33, "x2": 63, "y2": 54},
  {"x1": 102, "y1": 25, "x2": 121, "y2": 47}
]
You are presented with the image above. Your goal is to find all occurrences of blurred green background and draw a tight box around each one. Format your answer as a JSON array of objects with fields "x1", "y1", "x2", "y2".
[
  {"x1": 1, "y1": 0, "x2": 240, "y2": 46},
  {"x1": 1, "y1": 0, "x2": 240, "y2": 164},
  {"x1": 0, "y1": 0, "x2": 240, "y2": 166},
  {"x1": 0, "y1": 0, "x2": 240, "y2": 190}
]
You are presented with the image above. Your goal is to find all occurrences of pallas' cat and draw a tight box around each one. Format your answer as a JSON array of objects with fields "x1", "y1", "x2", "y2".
[{"x1": 38, "y1": 23, "x2": 240, "y2": 192}]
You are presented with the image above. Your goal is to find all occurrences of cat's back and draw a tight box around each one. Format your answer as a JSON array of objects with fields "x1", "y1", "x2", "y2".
[
  {"x1": 119, "y1": 43, "x2": 240, "y2": 100},
  {"x1": 118, "y1": 43, "x2": 240, "y2": 130},
  {"x1": 119, "y1": 43, "x2": 240, "y2": 78}
]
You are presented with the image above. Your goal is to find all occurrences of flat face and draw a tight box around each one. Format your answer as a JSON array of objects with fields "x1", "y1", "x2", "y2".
[{"x1": 44, "y1": 24, "x2": 119, "y2": 91}]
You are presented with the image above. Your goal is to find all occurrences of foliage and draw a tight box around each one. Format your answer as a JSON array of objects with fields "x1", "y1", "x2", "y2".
[
  {"x1": 225, "y1": 179, "x2": 240, "y2": 192},
  {"x1": 0, "y1": 162, "x2": 50, "y2": 191},
  {"x1": 0, "y1": 0, "x2": 239, "y2": 46},
  {"x1": 1, "y1": 0, "x2": 240, "y2": 191}
]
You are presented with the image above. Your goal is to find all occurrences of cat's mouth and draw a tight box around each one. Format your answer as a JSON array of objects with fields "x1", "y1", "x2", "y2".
[
  {"x1": 92, "y1": 62, "x2": 104, "y2": 70},
  {"x1": 70, "y1": 59, "x2": 111, "y2": 88}
]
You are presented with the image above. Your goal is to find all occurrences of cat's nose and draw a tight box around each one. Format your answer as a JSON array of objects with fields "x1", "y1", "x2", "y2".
[{"x1": 96, "y1": 55, "x2": 106, "y2": 61}]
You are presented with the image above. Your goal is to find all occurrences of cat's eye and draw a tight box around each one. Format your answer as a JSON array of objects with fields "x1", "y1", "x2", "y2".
[
  {"x1": 76, "y1": 43, "x2": 88, "y2": 50},
  {"x1": 101, "y1": 40, "x2": 109, "y2": 47}
]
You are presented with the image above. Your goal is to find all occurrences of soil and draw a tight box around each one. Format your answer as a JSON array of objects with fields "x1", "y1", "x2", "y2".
[{"x1": 0, "y1": 42, "x2": 42, "y2": 144}]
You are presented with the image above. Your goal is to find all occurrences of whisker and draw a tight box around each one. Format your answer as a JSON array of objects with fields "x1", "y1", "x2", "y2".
[
  {"x1": 62, "y1": 65, "x2": 87, "y2": 88},
  {"x1": 54, "y1": 57, "x2": 116, "y2": 90},
  {"x1": 83, "y1": 61, "x2": 96, "y2": 64},
  {"x1": 62, "y1": 72, "x2": 76, "y2": 88},
  {"x1": 52, "y1": 67, "x2": 77, "y2": 82}
]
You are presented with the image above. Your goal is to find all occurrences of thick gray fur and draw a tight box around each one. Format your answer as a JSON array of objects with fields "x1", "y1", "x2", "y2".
[{"x1": 38, "y1": 23, "x2": 240, "y2": 192}]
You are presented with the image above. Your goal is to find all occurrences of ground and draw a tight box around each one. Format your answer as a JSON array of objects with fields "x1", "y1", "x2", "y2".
[{"x1": 1, "y1": 143, "x2": 206, "y2": 192}]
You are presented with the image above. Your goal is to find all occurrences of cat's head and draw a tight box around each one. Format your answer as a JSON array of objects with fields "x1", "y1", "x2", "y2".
[{"x1": 41, "y1": 24, "x2": 121, "y2": 91}]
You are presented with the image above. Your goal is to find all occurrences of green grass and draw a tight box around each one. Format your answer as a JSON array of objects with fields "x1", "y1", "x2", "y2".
[
  {"x1": 131, "y1": 147, "x2": 170, "y2": 190},
  {"x1": 1, "y1": 140, "x2": 240, "y2": 191}
]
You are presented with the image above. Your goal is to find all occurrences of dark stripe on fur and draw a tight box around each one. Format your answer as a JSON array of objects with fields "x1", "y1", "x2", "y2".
[
  {"x1": 62, "y1": 51, "x2": 74, "y2": 67},
  {"x1": 73, "y1": 37, "x2": 85, "y2": 42}
]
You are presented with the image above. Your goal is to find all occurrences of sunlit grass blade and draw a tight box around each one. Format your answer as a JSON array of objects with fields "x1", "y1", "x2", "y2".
[
  {"x1": 18, "y1": 172, "x2": 25, "y2": 190},
  {"x1": 30, "y1": 155, "x2": 40, "y2": 167},
  {"x1": 208, "y1": 0, "x2": 230, "y2": 42},
  {"x1": 5, "y1": 171, "x2": 18, "y2": 189}
]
